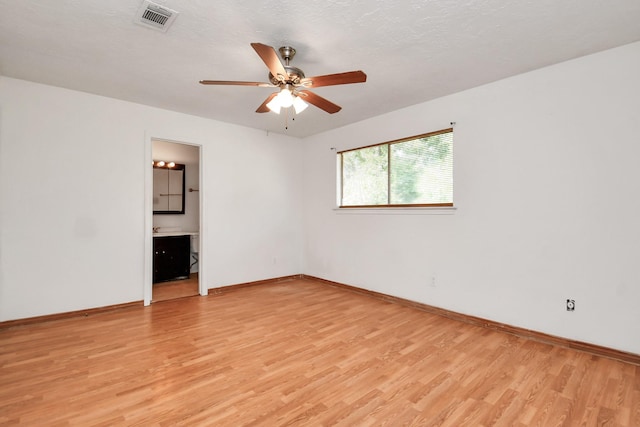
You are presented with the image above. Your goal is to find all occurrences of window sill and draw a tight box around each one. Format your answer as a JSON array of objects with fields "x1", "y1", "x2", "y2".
[{"x1": 333, "y1": 206, "x2": 457, "y2": 215}]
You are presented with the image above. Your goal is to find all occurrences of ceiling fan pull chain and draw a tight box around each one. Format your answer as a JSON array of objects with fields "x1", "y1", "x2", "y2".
[{"x1": 285, "y1": 105, "x2": 289, "y2": 130}]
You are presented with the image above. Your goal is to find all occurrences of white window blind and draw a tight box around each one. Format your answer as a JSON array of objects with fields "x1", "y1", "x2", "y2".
[{"x1": 339, "y1": 128, "x2": 453, "y2": 207}]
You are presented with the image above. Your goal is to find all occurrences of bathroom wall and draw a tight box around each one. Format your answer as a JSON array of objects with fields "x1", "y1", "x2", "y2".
[{"x1": 152, "y1": 140, "x2": 200, "y2": 233}]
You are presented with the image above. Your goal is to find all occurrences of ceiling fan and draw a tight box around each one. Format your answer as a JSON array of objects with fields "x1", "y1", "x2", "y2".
[{"x1": 200, "y1": 43, "x2": 367, "y2": 115}]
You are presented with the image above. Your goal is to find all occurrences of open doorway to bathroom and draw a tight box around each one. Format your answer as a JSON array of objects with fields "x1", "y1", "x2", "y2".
[{"x1": 151, "y1": 139, "x2": 201, "y2": 302}]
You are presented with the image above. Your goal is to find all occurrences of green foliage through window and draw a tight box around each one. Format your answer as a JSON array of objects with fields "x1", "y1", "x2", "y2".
[{"x1": 339, "y1": 129, "x2": 453, "y2": 207}]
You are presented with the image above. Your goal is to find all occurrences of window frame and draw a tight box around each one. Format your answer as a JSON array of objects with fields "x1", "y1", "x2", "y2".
[{"x1": 337, "y1": 127, "x2": 454, "y2": 209}]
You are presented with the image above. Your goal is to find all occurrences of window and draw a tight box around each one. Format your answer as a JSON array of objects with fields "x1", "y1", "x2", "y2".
[{"x1": 338, "y1": 128, "x2": 453, "y2": 207}]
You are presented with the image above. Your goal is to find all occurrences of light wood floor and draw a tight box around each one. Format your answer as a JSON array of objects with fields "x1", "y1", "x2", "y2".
[
  {"x1": 1, "y1": 278, "x2": 638, "y2": 425},
  {"x1": 152, "y1": 273, "x2": 199, "y2": 302}
]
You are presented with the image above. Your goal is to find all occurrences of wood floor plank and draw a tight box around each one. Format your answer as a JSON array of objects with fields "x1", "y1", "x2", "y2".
[
  {"x1": 1, "y1": 278, "x2": 638, "y2": 425},
  {"x1": 152, "y1": 273, "x2": 199, "y2": 302}
]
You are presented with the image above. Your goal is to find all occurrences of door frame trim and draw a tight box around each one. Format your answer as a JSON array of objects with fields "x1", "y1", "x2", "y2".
[{"x1": 144, "y1": 133, "x2": 206, "y2": 305}]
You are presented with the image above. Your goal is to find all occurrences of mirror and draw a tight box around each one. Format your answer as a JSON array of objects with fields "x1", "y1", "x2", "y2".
[{"x1": 153, "y1": 163, "x2": 185, "y2": 214}]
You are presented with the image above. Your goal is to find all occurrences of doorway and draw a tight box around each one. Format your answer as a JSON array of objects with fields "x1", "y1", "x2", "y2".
[{"x1": 146, "y1": 138, "x2": 202, "y2": 303}]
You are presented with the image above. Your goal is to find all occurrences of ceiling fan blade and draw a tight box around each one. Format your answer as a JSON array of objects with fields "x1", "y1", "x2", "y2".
[
  {"x1": 200, "y1": 80, "x2": 273, "y2": 87},
  {"x1": 251, "y1": 43, "x2": 288, "y2": 82},
  {"x1": 299, "y1": 71, "x2": 367, "y2": 88},
  {"x1": 297, "y1": 90, "x2": 342, "y2": 114},
  {"x1": 256, "y1": 92, "x2": 278, "y2": 113}
]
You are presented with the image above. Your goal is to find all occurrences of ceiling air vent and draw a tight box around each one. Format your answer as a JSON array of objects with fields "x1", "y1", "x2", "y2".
[{"x1": 135, "y1": 0, "x2": 178, "y2": 32}]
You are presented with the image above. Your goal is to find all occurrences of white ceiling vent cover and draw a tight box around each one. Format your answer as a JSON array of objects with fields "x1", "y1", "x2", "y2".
[{"x1": 135, "y1": 0, "x2": 178, "y2": 32}]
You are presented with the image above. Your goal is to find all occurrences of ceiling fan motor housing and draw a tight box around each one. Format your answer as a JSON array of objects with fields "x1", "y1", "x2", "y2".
[
  {"x1": 268, "y1": 46, "x2": 304, "y2": 86},
  {"x1": 269, "y1": 66, "x2": 305, "y2": 86}
]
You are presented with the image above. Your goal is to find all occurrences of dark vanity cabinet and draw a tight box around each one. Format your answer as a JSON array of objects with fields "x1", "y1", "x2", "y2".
[{"x1": 153, "y1": 235, "x2": 190, "y2": 283}]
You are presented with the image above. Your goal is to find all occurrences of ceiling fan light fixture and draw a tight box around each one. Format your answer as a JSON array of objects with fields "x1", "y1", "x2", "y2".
[
  {"x1": 277, "y1": 86, "x2": 294, "y2": 108},
  {"x1": 293, "y1": 96, "x2": 308, "y2": 114},
  {"x1": 266, "y1": 96, "x2": 282, "y2": 114}
]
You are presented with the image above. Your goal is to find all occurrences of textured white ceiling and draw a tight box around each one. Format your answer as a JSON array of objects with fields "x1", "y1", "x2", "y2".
[{"x1": 2, "y1": 0, "x2": 640, "y2": 137}]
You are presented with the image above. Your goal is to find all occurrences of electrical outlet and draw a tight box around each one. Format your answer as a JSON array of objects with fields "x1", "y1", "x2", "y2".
[{"x1": 566, "y1": 299, "x2": 575, "y2": 311}]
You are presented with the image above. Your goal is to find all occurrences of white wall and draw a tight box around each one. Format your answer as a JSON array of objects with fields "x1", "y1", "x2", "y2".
[
  {"x1": 0, "y1": 76, "x2": 304, "y2": 321},
  {"x1": 302, "y1": 41, "x2": 640, "y2": 354}
]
